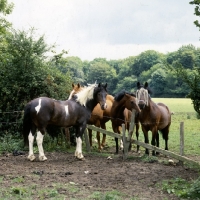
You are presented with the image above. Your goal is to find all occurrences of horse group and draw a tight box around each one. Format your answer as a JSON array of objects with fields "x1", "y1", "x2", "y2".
[{"x1": 23, "y1": 81, "x2": 171, "y2": 161}]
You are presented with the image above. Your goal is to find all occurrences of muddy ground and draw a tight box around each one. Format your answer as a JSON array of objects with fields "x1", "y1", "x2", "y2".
[{"x1": 0, "y1": 148, "x2": 199, "y2": 200}]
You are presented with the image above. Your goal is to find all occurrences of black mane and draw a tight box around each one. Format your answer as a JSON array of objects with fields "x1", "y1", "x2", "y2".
[{"x1": 114, "y1": 90, "x2": 136, "y2": 101}]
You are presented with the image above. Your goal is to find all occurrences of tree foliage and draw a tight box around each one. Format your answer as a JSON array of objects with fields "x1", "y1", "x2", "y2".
[
  {"x1": 0, "y1": 0, "x2": 14, "y2": 34},
  {"x1": 0, "y1": 28, "x2": 72, "y2": 136}
]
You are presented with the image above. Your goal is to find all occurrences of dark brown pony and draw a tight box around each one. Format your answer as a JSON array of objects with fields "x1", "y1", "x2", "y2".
[
  {"x1": 23, "y1": 83, "x2": 107, "y2": 161},
  {"x1": 110, "y1": 91, "x2": 141, "y2": 154},
  {"x1": 136, "y1": 82, "x2": 171, "y2": 155},
  {"x1": 68, "y1": 83, "x2": 114, "y2": 151}
]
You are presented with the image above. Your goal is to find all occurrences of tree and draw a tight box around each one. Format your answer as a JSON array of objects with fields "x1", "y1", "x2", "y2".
[
  {"x1": 87, "y1": 59, "x2": 117, "y2": 93},
  {"x1": 131, "y1": 50, "x2": 163, "y2": 77},
  {"x1": 0, "y1": 28, "x2": 72, "y2": 136},
  {"x1": 0, "y1": 0, "x2": 14, "y2": 34},
  {"x1": 190, "y1": 0, "x2": 200, "y2": 30}
]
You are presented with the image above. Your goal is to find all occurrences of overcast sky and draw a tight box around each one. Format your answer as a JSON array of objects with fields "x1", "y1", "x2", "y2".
[{"x1": 7, "y1": 0, "x2": 200, "y2": 61}]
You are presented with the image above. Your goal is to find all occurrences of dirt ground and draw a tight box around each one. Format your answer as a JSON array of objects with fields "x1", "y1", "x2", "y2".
[{"x1": 0, "y1": 148, "x2": 199, "y2": 200}]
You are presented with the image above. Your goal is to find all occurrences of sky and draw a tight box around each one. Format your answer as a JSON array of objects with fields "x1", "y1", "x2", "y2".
[{"x1": 7, "y1": 0, "x2": 200, "y2": 61}]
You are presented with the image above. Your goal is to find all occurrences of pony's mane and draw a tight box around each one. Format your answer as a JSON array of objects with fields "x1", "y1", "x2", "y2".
[
  {"x1": 114, "y1": 91, "x2": 135, "y2": 102},
  {"x1": 75, "y1": 83, "x2": 97, "y2": 106}
]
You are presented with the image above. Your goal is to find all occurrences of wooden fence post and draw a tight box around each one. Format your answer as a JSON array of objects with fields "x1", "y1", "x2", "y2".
[
  {"x1": 127, "y1": 110, "x2": 136, "y2": 142},
  {"x1": 122, "y1": 124, "x2": 127, "y2": 160},
  {"x1": 180, "y1": 122, "x2": 184, "y2": 156}
]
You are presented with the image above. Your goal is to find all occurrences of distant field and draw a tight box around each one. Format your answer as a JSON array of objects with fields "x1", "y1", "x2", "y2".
[
  {"x1": 152, "y1": 98, "x2": 195, "y2": 113},
  {"x1": 99, "y1": 98, "x2": 200, "y2": 158}
]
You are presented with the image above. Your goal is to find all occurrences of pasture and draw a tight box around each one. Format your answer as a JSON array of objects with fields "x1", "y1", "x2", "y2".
[{"x1": 0, "y1": 98, "x2": 200, "y2": 200}]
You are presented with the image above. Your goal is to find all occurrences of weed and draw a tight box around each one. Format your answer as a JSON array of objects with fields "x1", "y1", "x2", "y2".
[{"x1": 161, "y1": 177, "x2": 200, "y2": 199}]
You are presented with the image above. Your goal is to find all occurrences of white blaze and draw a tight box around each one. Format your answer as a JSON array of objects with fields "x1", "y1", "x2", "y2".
[{"x1": 35, "y1": 98, "x2": 42, "y2": 114}]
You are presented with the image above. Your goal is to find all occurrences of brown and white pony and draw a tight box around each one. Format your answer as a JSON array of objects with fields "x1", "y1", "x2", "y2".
[
  {"x1": 23, "y1": 83, "x2": 107, "y2": 161},
  {"x1": 68, "y1": 83, "x2": 114, "y2": 151}
]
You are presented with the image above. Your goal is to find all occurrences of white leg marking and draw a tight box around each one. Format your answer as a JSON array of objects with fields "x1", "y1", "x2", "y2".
[
  {"x1": 27, "y1": 131, "x2": 36, "y2": 161},
  {"x1": 120, "y1": 139, "x2": 124, "y2": 150},
  {"x1": 65, "y1": 105, "x2": 69, "y2": 116},
  {"x1": 35, "y1": 98, "x2": 42, "y2": 114},
  {"x1": 75, "y1": 137, "x2": 84, "y2": 159},
  {"x1": 36, "y1": 131, "x2": 47, "y2": 161}
]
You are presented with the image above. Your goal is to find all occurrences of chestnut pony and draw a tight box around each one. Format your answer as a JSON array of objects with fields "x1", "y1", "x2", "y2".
[
  {"x1": 68, "y1": 83, "x2": 114, "y2": 151},
  {"x1": 110, "y1": 91, "x2": 141, "y2": 154},
  {"x1": 136, "y1": 82, "x2": 171, "y2": 155},
  {"x1": 23, "y1": 83, "x2": 107, "y2": 161}
]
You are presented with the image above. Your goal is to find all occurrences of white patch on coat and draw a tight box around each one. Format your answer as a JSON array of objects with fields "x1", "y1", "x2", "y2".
[
  {"x1": 35, "y1": 98, "x2": 42, "y2": 114},
  {"x1": 65, "y1": 105, "x2": 69, "y2": 116}
]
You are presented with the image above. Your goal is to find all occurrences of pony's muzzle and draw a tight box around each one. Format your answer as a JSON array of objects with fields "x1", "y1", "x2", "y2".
[
  {"x1": 101, "y1": 103, "x2": 107, "y2": 110},
  {"x1": 138, "y1": 100, "x2": 146, "y2": 110}
]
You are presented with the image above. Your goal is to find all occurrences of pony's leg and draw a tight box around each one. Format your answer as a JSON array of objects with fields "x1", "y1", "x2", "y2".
[
  {"x1": 36, "y1": 131, "x2": 47, "y2": 161},
  {"x1": 156, "y1": 132, "x2": 160, "y2": 155},
  {"x1": 75, "y1": 126, "x2": 85, "y2": 159},
  {"x1": 88, "y1": 128, "x2": 93, "y2": 147},
  {"x1": 115, "y1": 137, "x2": 119, "y2": 154},
  {"x1": 151, "y1": 130, "x2": 158, "y2": 156},
  {"x1": 65, "y1": 128, "x2": 71, "y2": 147},
  {"x1": 135, "y1": 121, "x2": 140, "y2": 153},
  {"x1": 27, "y1": 131, "x2": 36, "y2": 161},
  {"x1": 142, "y1": 128, "x2": 149, "y2": 155},
  {"x1": 96, "y1": 130, "x2": 101, "y2": 151},
  {"x1": 100, "y1": 123, "x2": 106, "y2": 149}
]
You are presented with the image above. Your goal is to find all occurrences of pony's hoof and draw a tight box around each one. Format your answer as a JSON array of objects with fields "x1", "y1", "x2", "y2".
[
  {"x1": 27, "y1": 154, "x2": 36, "y2": 161},
  {"x1": 39, "y1": 156, "x2": 47, "y2": 161},
  {"x1": 75, "y1": 152, "x2": 85, "y2": 160},
  {"x1": 76, "y1": 156, "x2": 85, "y2": 161}
]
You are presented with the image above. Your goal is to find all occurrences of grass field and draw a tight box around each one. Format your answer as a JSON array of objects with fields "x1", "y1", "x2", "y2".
[{"x1": 97, "y1": 98, "x2": 200, "y2": 157}]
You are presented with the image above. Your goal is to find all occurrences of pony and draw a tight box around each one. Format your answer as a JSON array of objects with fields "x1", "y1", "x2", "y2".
[
  {"x1": 110, "y1": 91, "x2": 141, "y2": 154},
  {"x1": 23, "y1": 83, "x2": 107, "y2": 161},
  {"x1": 136, "y1": 82, "x2": 171, "y2": 155},
  {"x1": 68, "y1": 83, "x2": 114, "y2": 151}
]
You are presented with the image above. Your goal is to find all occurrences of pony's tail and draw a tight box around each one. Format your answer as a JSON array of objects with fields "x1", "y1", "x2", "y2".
[
  {"x1": 23, "y1": 103, "x2": 32, "y2": 147},
  {"x1": 159, "y1": 128, "x2": 169, "y2": 140}
]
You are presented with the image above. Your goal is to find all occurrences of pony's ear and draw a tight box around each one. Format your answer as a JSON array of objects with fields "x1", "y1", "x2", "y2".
[
  {"x1": 77, "y1": 83, "x2": 80, "y2": 88},
  {"x1": 137, "y1": 82, "x2": 140, "y2": 88},
  {"x1": 72, "y1": 83, "x2": 74, "y2": 87},
  {"x1": 98, "y1": 83, "x2": 101, "y2": 87},
  {"x1": 144, "y1": 82, "x2": 148, "y2": 88},
  {"x1": 105, "y1": 83, "x2": 107, "y2": 88}
]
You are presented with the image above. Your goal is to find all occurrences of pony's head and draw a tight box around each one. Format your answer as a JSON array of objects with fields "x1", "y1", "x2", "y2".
[
  {"x1": 75, "y1": 82, "x2": 108, "y2": 110},
  {"x1": 93, "y1": 83, "x2": 108, "y2": 110},
  {"x1": 114, "y1": 90, "x2": 141, "y2": 113},
  {"x1": 136, "y1": 82, "x2": 152, "y2": 109},
  {"x1": 68, "y1": 83, "x2": 84, "y2": 100}
]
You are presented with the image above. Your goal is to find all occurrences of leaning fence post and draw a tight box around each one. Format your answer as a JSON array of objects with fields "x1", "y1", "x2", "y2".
[
  {"x1": 180, "y1": 122, "x2": 184, "y2": 156},
  {"x1": 122, "y1": 124, "x2": 128, "y2": 160}
]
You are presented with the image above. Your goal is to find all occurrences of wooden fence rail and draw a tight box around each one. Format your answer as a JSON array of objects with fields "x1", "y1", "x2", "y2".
[{"x1": 86, "y1": 111, "x2": 200, "y2": 167}]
